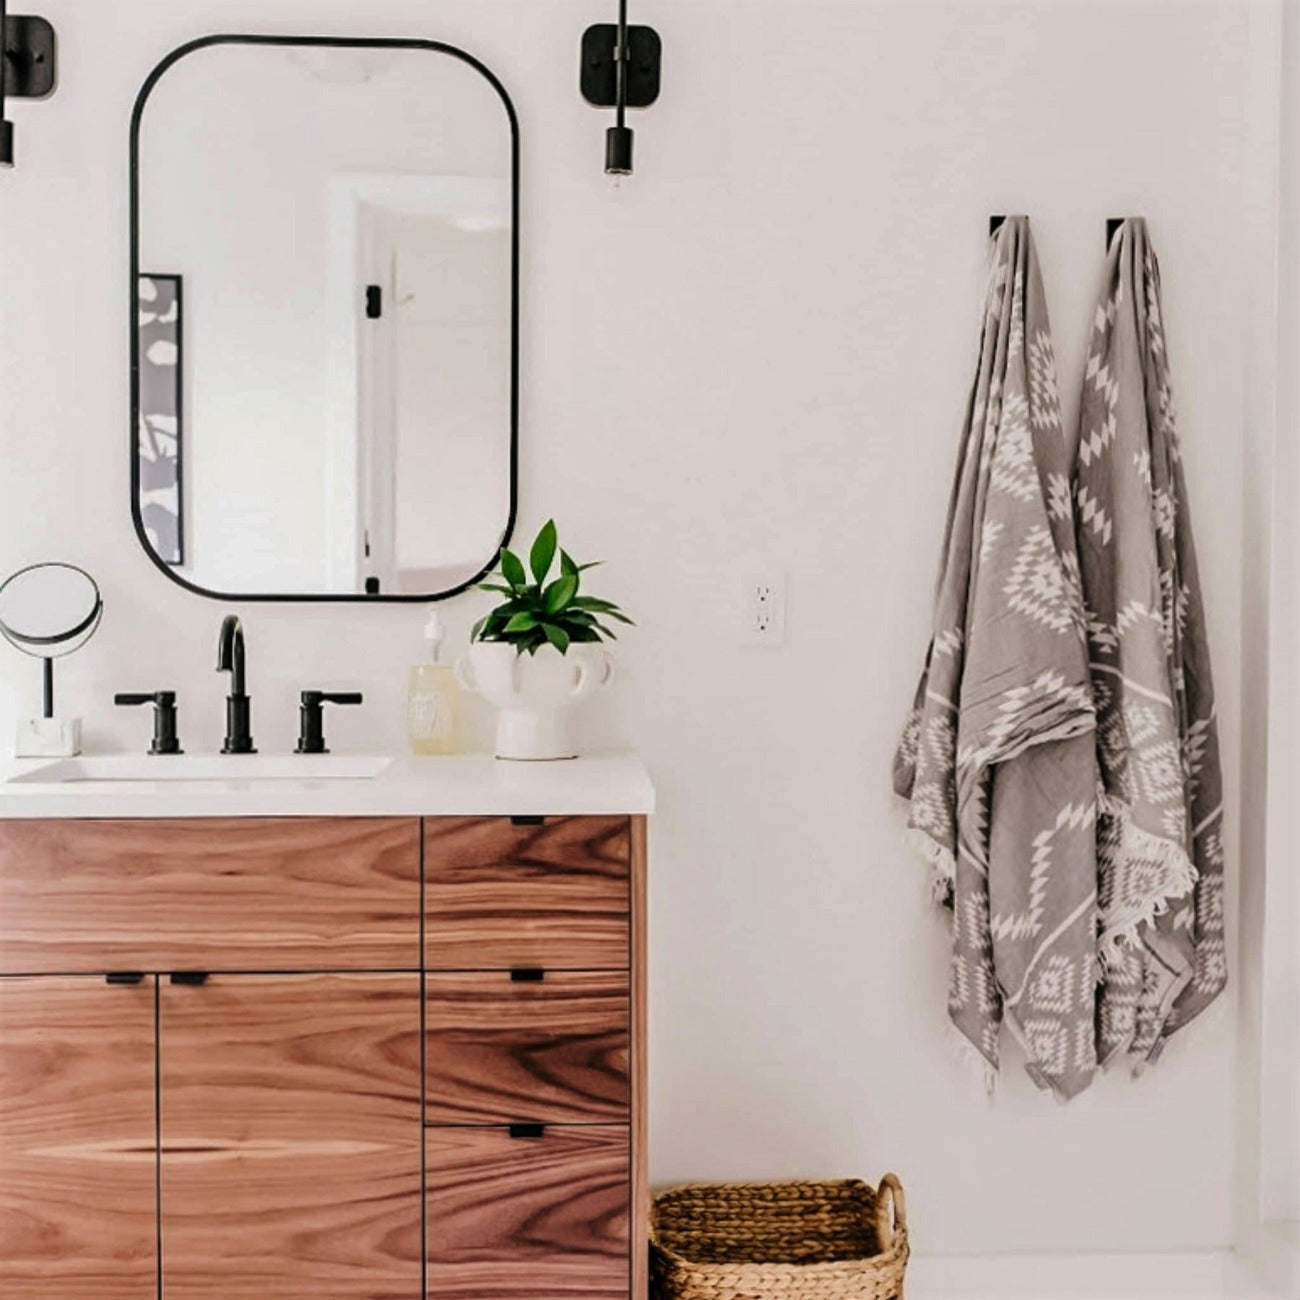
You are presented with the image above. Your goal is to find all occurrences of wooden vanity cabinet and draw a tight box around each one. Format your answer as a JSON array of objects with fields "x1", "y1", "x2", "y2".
[{"x1": 0, "y1": 812, "x2": 648, "y2": 1300}]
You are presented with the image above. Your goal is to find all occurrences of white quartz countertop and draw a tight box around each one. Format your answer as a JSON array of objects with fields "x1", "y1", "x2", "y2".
[{"x1": 0, "y1": 751, "x2": 655, "y2": 820}]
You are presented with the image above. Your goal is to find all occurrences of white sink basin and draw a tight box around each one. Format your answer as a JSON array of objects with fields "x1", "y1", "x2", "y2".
[{"x1": 8, "y1": 754, "x2": 393, "y2": 786}]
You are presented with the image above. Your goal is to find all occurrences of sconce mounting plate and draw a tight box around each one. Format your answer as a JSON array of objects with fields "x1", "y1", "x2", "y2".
[
  {"x1": 580, "y1": 23, "x2": 661, "y2": 109},
  {"x1": 4, "y1": 16, "x2": 56, "y2": 99}
]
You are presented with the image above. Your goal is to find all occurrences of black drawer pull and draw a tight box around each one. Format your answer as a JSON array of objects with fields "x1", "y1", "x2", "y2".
[
  {"x1": 510, "y1": 815, "x2": 545, "y2": 826},
  {"x1": 169, "y1": 971, "x2": 209, "y2": 986},
  {"x1": 508, "y1": 1123, "x2": 546, "y2": 1139},
  {"x1": 510, "y1": 967, "x2": 545, "y2": 983},
  {"x1": 106, "y1": 972, "x2": 145, "y2": 986}
]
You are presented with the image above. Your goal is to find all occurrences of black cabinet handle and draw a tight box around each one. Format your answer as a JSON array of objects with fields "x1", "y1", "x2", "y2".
[
  {"x1": 169, "y1": 971, "x2": 209, "y2": 986},
  {"x1": 508, "y1": 1123, "x2": 546, "y2": 1139},
  {"x1": 510, "y1": 967, "x2": 545, "y2": 983},
  {"x1": 510, "y1": 815, "x2": 545, "y2": 827},
  {"x1": 105, "y1": 972, "x2": 145, "y2": 985}
]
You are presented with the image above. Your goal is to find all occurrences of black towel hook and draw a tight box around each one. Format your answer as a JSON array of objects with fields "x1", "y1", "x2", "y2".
[{"x1": 988, "y1": 216, "x2": 1135, "y2": 247}]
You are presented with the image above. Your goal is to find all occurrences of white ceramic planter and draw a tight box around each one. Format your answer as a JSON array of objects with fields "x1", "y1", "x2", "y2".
[{"x1": 455, "y1": 641, "x2": 615, "y2": 761}]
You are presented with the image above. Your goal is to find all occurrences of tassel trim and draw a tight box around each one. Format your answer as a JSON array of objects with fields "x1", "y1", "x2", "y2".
[
  {"x1": 1095, "y1": 790, "x2": 1198, "y2": 966},
  {"x1": 904, "y1": 826, "x2": 957, "y2": 902}
]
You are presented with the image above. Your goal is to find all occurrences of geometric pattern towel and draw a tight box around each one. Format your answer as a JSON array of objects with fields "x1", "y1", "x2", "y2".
[
  {"x1": 1078, "y1": 218, "x2": 1226, "y2": 1068},
  {"x1": 894, "y1": 217, "x2": 1102, "y2": 1099},
  {"x1": 895, "y1": 217, "x2": 1227, "y2": 1100}
]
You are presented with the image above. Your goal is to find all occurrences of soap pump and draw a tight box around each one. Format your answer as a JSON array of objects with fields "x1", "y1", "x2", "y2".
[{"x1": 407, "y1": 611, "x2": 462, "y2": 756}]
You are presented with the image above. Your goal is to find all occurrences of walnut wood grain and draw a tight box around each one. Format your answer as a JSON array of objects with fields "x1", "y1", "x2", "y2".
[
  {"x1": 0, "y1": 976, "x2": 157, "y2": 1300},
  {"x1": 425, "y1": 972, "x2": 629, "y2": 1124},
  {"x1": 0, "y1": 818, "x2": 420, "y2": 973},
  {"x1": 160, "y1": 974, "x2": 422, "y2": 1300},
  {"x1": 424, "y1": 817, "x2": 630, "y2": 970},
  {"x1": 425, "y1": 1125, "x2": 629, "y2": 1299},
  {"x1": 630, "y1": 815, "x2": 649, "y2": 1300}
]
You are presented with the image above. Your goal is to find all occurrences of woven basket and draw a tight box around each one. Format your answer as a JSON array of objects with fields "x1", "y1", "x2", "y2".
[{"x1": 650, "y1": 1175, "x2": 909, "y2": 1300}]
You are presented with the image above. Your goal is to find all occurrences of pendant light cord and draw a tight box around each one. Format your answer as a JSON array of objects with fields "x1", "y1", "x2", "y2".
[
  {"x1": 0, "y1": 0, "x2": 8, "y2": 112},
  {"x1": 615, "y1": 0, "x2": 628, "y2": 130}
]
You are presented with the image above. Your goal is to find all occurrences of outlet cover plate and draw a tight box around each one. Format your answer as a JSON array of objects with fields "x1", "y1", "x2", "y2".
[{"x1": 742, "y1": 573, "x2": 787, "y2": 646}]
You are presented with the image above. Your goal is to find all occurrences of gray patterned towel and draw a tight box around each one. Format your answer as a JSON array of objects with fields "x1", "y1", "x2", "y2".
[
  {"x1": 894, "y1": 218, "x2": 1100, "y2": 1099},
  {"x1": 1077, "y1": 219, "x2": 1226, "y2": 1066}
]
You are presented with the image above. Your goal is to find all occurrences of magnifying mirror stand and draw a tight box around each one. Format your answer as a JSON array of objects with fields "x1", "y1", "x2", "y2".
[
  {"x1": 15, "y1": 657, "x2": 82, "y2": 758},
  {"x1": 0, "y1": 562, "x2": 100, "y2": 759},
  {"x1": 16, "y1": 716, "x2": 82, "y2": 758}
]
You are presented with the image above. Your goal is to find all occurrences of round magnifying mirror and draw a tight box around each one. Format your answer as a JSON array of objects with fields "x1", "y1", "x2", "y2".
[
  {"x1": 0, "y1": 563, "x2": 103, "y2": 656},
  {"x1": 0, "y1": 564, "x2": 103, "y2": 733}
]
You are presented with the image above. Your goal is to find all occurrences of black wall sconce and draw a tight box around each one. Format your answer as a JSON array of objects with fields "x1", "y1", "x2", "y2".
[
  {"x1": 581, "y1": 0, "x2": 661, "y2": 176},
  {"x1": 0, "y1": 2, "x2": 57, "y2": 167}
]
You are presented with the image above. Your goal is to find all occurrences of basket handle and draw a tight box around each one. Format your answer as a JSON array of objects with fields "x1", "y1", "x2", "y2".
[{"x1": 875, "y1": 1173, "x2": 907, "y2": 1249}]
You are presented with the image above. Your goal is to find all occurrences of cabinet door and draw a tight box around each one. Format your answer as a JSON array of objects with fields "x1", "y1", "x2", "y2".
[
  {"x1": 0, "y1": 976, "x2": 157, "y2": 1300},
  {"x1": 159, "y1": 974, "x2": 421, "y2": 1300},
  {"x1": 425, "y1": 1125, "x2": 629, "y2": 1299}
]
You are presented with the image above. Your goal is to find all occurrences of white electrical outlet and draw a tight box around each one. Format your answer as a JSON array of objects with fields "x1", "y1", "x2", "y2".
[{"x1": 743, "y1": 573, "x2": 787, "y2": 645}]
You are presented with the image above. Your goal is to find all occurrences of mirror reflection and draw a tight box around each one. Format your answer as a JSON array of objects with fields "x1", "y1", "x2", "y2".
[{"x1": 133, "y1": 39, "x2": 517, "y2": 599}]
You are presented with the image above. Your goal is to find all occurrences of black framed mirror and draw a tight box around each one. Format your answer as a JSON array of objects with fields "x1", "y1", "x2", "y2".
[{"x1": 130, "y1": 36, "x2": 518, "y2": 601}]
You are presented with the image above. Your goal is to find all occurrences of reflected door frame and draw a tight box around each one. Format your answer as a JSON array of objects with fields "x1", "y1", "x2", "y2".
[{"x1": 328, "y1": 175, "x2": 512, "y2": 598}]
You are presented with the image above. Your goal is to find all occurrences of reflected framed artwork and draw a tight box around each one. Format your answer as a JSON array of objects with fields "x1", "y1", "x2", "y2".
[{"x1": 137, "y1": 272, "x2": 183, "y2": 565}]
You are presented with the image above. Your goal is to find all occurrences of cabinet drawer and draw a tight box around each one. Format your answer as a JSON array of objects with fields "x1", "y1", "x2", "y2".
[
  {"x1": 425, "y1": 971, "x2": 629, "y2": 1124},
  {"x1": 0, "y1": 818, "x2": 419, "y2": 973},
  {"x1": 425, "y1": 1125, "x2": 629, "y2": 1299},
  {"x1": 424, "y1": 817, "x2": 630, "y2": 969}
]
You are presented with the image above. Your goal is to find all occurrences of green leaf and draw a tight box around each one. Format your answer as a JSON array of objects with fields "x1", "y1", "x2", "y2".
[
  {"x1": 542, "y1": 623, "x2": 571, "y2": 653},
  {"x1": 544, "y1": 575, "x2": 579, "y2": 614},
  {"x1": 471, "y1": 616, "x2": 487, "y2": 641},
  {"x1": 570, "y1": 596, "x2": 620, "y2": 613},
  {"x1": 530, "y1": 520, "x2": 558, "y2": 584},
  {"x1": 476, "y1": 583, "x2": 517, "y2": 597},
  {"x1": 560, "y1": 549, "x2": 578, "y2": 580},
  {"x1": 499, "y1": 548, "x2": 527, "y2": 591},
  {"x1": 504, "y1": 612, "x2": 537, "y2": 633}
]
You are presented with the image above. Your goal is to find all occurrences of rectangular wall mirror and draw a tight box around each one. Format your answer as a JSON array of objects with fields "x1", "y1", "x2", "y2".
[{"x1": 131, "y1": 37, "x2": 518, "y2": 601}]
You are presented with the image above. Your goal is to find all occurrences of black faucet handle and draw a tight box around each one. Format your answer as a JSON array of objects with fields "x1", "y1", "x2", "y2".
[
  {"x1": 296, "y1": 691, "x2": 363, "y2": 755},
  {"x1": 114, "y1": 691, "x2": 183, "y2": 755}
]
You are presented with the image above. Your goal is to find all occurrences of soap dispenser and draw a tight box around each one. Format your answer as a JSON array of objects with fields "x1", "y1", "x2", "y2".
[{"x1": 407, "y1": 612, "x2": 462, "y2": 756}]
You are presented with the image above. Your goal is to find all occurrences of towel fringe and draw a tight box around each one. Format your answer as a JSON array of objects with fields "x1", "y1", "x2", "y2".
[
  {"x1": 904, "y1": 826, "x2": 957, "y2": 902},
  {"x1": 1095, "y1": 790, "x2": 1198, "y2": 966},
  {"x1": 946, "y1": 1020, "x2": 999, "y2": 1096}
]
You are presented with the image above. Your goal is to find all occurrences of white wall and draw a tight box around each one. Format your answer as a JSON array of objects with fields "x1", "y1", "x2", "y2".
[
  {"x1": 1259, "y1": 0, "x2": 1300, "y2": 1229},
  {"x1": 0, "y1": 0, "x2": 1272, "y2": 1258}
]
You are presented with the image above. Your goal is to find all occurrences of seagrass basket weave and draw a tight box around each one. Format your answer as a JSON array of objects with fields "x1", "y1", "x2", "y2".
[{"x1": 650, "y1": 1175, "x2": 909, "y2": 1300}]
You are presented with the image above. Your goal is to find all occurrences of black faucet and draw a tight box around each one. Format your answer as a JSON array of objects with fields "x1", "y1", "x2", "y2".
[{"x1": 216, "y1": 614, "x2": 255, "y2": 753}]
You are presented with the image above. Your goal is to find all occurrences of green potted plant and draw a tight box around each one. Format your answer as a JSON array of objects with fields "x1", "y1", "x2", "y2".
[{"x1": 456, "y1": 521, "x2": 632, "y2": 760}]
